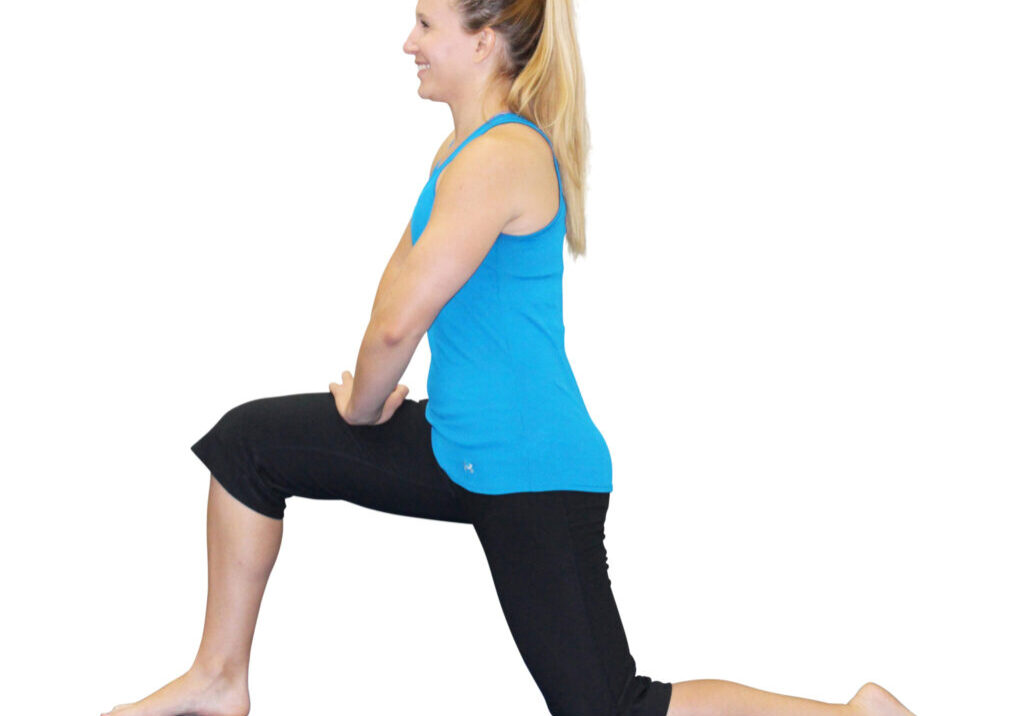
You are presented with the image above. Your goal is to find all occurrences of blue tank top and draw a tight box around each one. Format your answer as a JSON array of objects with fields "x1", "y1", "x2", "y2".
[{"x1": 409, "y1": 111, "x2": 612, "y2": 495}]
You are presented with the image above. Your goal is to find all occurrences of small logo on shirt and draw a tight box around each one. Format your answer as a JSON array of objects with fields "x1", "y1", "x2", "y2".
[{"x1": 463, "y1": 461, "x2": 474, "y2": 474}]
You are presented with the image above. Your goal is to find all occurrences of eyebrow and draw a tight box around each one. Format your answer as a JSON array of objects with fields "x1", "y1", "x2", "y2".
[{"x1": 416, "y1": 12, "x2": 430, "y2": 20}]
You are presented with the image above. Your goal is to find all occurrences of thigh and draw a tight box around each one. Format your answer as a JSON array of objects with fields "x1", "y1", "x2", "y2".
[
  {"x1": 466, "y1": 489, "x2": 672, "y2": 716},
  {"x1": 191, "y1": 393, "x2": 469, "y2": 524}
]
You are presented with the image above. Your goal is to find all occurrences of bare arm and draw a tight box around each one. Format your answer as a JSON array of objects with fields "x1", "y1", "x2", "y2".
[
  {"x1": 368, "y1": 130, "x2": 454, "y2": 322},
  {"x1": 347, "y1": 131, "x2": 511, "y2": 424},
  {"x1": 373, "y1": 132, "x2": 518, "y2": 344},
  {"x1": 369, "y1": 220, "x2": 412, "y2": 323}
]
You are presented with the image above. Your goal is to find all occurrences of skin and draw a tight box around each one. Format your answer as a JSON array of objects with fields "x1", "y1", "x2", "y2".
[
  {"x1": 101, "y1": 2, "x2": 920, "y2": 715},
  {"x1": 326, "y1": 0, "x2": 561, "y2": 427}
]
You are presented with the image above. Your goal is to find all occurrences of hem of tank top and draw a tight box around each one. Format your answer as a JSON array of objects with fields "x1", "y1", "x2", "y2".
[{"x1": 442, "y1": 478, "x2": 613, "y2": 495}]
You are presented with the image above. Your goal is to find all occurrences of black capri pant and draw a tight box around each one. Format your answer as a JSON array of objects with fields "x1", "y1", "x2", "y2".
[{"x1": 191, "y1": 392, "x2": 673, "y2": 716}]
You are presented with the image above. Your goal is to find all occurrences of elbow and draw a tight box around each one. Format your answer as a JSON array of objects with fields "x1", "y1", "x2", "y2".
[
  {"x1": 382, "y1": 326, "x2": 405, "y2": 347},
  {"x1": 371, "y1": 298, "x2": 408, "y2": 345},
  {"x1": 382, "y1": 319, "x2": 426, "y2": 347},
  {"x1": 373, "y1": 304, "x2": 426, "y2": 346},
  {"x1": 374, "y1": 315, "x2": 407, "y2": 346}
]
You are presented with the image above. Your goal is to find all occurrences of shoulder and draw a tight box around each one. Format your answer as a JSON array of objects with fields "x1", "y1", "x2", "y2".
[
  {"x1": 432, "y1": 132, "x2": 521, "y2": 227},
  {"x1": 483, "y1": 122, "x2": 553, "y2": 176},
  {"x1": 435, "y1": 122, "x2": 547, "y2": 194},
  {"x1": 490, "y1": 120, "x2": 552, "y2": 153},
  {"x1": 462, "y1": 122, "x2": 556, "y2": 201}
]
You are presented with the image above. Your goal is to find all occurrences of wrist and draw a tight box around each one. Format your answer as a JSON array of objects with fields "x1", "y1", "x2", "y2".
[{"x1": 346, "y1": 398, "x2": 382, "y2": 426}]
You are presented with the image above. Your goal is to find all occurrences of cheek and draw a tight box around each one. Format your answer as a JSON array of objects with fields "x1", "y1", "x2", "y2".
[{"x1": 428, "y1": 43, "x2": 457, "y2": 68}]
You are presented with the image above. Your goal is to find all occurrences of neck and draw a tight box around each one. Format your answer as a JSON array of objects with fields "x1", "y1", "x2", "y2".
[{"x1": 448, "y1": 86, "x2": 514, "y2": 148}]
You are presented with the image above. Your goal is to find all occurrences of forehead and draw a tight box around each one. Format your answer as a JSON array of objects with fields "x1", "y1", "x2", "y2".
[{"x1": 416, "y1": 0, "x2": 448, "y2": 19}]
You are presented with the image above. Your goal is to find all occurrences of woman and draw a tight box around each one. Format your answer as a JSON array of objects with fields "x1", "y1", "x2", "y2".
[{"x1": 102, "y1": 1, "x2": 918, "y2": 715}]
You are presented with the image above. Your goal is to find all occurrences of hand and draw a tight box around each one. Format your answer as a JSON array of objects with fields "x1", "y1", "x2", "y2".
[{"x1": 329, "y1": 370, "x2": 410, "y2": 426}]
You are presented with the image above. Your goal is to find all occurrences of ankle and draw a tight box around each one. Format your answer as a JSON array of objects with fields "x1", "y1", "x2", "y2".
[{"x1": 191, "y1": 655, "x2": 248, "y2": 682}]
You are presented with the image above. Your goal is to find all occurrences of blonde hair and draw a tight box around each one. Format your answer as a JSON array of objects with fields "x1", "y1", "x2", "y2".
[{"x1": 454, "y1": 0, "x2": 591, "y2": 261}]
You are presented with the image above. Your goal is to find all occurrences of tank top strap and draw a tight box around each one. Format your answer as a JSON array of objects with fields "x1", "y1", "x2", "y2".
[
  {"x1": 433, "y1": 112, "x2": 514, "y2": 177},
  {"x1": 432, "y1": 113, "x2": 564, "y2": 206},
  {"x1": 497, "y1": 114, "x2": 564, "y2": 204}
]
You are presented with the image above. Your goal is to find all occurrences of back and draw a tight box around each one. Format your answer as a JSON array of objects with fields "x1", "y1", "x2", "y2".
[{"x1": 410, "y1": 111, "x2": 612, "y2": 495}]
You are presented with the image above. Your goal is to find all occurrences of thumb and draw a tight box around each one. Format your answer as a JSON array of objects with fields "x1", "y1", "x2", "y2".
[{"x1": 378, "y1": 384, "x2": 409, "y2": 422}]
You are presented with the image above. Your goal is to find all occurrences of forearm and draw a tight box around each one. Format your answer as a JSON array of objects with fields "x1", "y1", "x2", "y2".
[
  {"x1": 369, "y1": 263, "x2": 399, "y2": 322},
  {"x1": 347, "y1": 318, "x2": 418, "y2": 424}
]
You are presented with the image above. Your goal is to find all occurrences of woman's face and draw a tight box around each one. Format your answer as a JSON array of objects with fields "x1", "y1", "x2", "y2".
[{"x1": 403, "y1": 0, "x2": 480, "y2": 100}]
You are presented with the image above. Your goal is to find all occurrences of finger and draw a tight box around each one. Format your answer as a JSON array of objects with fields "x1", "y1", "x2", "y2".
[
  {"x1": 384, "y1": 385, "x2": 407, "y2": 409},
  {"x1": 380, "y1": 390, "x2": 405, "y2": 423}
]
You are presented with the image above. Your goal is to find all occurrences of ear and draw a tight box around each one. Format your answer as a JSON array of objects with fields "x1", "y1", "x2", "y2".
[{"x1": 475, "y1": 26, "x2": 500, "y2": 61}]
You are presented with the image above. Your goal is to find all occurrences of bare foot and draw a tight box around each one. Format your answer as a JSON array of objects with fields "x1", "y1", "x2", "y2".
[
  {"x1": 101, "y1": 663, "x2": 250, "y2": 716},
  {"x1": 848, "y1": 681, "x2": 917, "y2": 716}
]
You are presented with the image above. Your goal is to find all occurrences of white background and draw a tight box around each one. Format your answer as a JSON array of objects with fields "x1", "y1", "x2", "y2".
[{"x1": 2, "y1": 1, "x2": 1020, "y2": 715}]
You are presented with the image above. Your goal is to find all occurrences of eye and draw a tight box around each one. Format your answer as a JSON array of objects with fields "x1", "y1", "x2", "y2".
[{"x1": 420, "y1": 20, "x2": 429, "y2": 28}]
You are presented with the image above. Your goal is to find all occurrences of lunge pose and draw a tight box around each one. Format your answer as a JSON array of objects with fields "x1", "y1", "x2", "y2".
[{"x1": 102, "y1": 1, "x2": 918, "y2": 715}]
